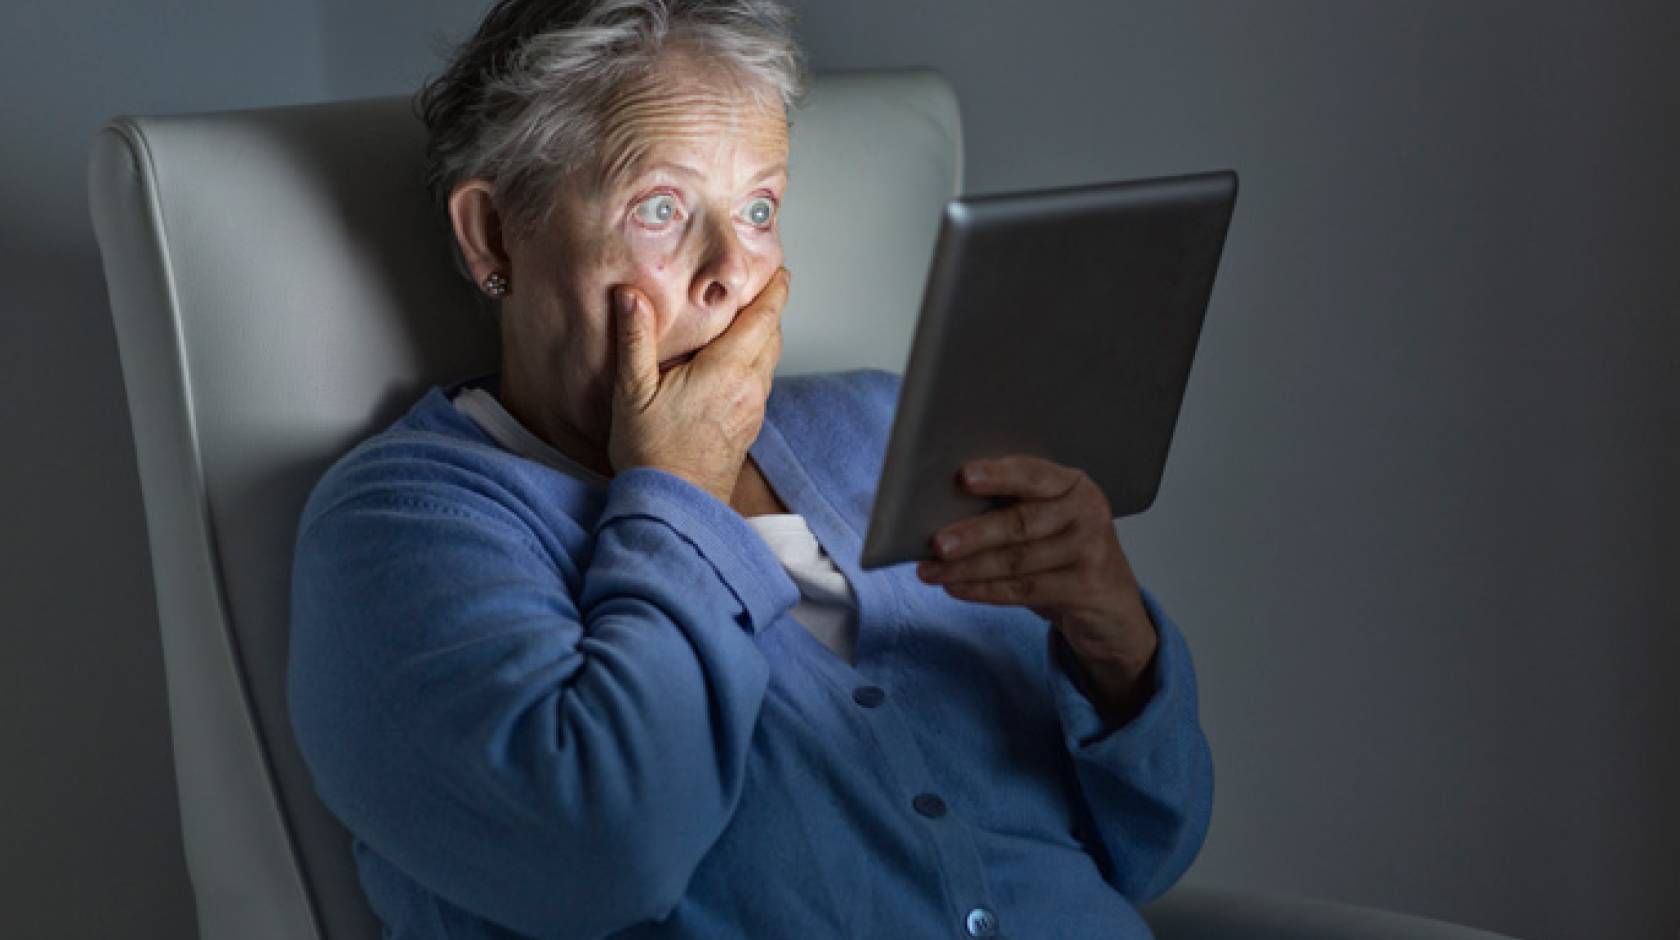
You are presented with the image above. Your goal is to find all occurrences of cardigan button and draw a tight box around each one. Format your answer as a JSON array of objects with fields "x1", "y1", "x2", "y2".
[
  {"x1": 852, "y1": 685, "x2": 886, "y2": 708},
  {"x1": 912, "y1": 792, "x2": 947, "y2": 818},
  {"x1": 965, "y1": 906, "x2": 999, "y2": 937}
]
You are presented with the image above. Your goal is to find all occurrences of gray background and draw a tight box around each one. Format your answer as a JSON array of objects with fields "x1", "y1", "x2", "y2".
[{"x1": 2, "y1": 1, "x2": 1675, "y2": 938}]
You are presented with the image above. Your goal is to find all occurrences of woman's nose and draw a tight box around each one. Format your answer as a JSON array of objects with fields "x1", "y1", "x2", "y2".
[{"x1": 690, "y1": 213, "x2": 750, "y2": 311}]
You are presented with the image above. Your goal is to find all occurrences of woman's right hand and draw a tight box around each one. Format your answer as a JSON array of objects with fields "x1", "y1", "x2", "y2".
[{"x1": 608, "y1": 268, "x2": 791, "y2": 504}]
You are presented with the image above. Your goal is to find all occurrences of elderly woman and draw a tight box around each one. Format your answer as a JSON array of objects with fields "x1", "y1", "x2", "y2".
[{"x1": 287, "y1": 0, "x2": 1213, "y2": 938}]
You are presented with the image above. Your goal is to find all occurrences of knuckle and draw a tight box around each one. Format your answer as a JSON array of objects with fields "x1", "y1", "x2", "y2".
[
  {"x1": 727, "y1": 371, "x2": 758, "y2": 403},
  {"x1": 1005, "y1": 541, "x2": 1029, "y2": 575},
  {"x1": 1078, "y1": 475, "x2": 1108, "y2": 513},
  {"x1": 1009, "y1": 503, "x2": 1032, "y2": 541},
  {"x1": 1077, "y1": 474, "x2": 1101, "y2": 505}
]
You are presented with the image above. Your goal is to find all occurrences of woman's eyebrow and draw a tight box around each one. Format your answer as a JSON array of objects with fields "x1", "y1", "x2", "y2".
[
  {"x1": 631, "y1": 161, "x2": 789, "y2": 186},
  {"x1": 637, "y1": 160, "x2": 703, "y2": 180},
  {"x1": 751, "y1": 163, "x2": 790, "y2": 186}
]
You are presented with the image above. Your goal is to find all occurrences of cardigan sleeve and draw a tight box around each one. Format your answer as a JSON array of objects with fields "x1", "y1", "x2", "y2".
[
  {"x1": 287, "y1": 462, "x2": 797, "y2": 940},
  {"x1": 1045, "y1": 582, "x2": 1216, "y2": 905}
]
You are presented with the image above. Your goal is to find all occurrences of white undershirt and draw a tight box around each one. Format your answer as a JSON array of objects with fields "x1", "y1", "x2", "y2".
[{"x1": 453, "y1": 387, "x2": 859, "y2": 665}]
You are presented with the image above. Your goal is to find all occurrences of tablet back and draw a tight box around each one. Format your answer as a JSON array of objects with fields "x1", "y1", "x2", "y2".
[{"x1": 861, "y1": 170, "x2": 1238, "y2": 569}]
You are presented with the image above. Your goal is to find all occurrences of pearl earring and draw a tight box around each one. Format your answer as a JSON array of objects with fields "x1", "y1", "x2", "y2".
[{"x1": 482, "y1": 272, "x2": 509, "y2": 297}]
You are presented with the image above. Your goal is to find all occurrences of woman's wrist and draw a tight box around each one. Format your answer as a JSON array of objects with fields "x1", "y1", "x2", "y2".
[
  {"x1": 1062, "y1": 612, "x2": 1160, "y2": 728},
  {"x1": 1079, "y1": 651, "x2": 1156, "y2": 727}
]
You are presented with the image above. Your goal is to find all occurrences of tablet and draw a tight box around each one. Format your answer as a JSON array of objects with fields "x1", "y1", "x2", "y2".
[{"x1": 858, "y1": 170, "x2": 1238, "y2": 570}]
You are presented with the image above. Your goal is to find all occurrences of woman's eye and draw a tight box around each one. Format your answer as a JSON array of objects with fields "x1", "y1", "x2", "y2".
[
  {"x1": 633, "y1": 194, "x2": 681, "y2": 226},
  {"x1": 743, "y1": 197, "x2": 777, "y2": 229}
]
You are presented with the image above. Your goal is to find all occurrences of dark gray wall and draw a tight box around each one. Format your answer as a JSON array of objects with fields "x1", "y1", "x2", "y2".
[
  {"x1": 0, "y1": 2, "x2": 324, "y2": 937},
  {"x1": 4, "y1": 1, "x2": 1676, "y2": 939},
  {"x1": 782, "y1": 5, "x2": 1680, "y2": 938}
]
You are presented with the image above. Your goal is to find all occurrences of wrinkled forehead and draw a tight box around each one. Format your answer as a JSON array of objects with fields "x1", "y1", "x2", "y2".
[{"x1": 592, "y1": 47, "x2": 789, "y2": 190}]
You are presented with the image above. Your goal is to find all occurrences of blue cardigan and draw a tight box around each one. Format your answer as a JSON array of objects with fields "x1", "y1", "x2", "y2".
[{"x1": 288, "y1": 367, "x2": 1213, "y2": 940}]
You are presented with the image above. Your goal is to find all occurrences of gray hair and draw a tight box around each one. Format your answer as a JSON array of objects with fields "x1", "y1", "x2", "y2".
[{"x1": 414, "y1": 0, "x2": 807, "y2": 282}]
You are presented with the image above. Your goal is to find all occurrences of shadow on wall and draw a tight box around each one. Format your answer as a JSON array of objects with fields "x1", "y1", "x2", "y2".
[{"x1": 0, "y1": 232, "x2": 200, "y2": 937}]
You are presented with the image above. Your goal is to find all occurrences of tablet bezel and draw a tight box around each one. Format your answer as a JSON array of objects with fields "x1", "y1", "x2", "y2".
[{"x1": 859, "y1": 170, "x2": 1238, "y2": 570}]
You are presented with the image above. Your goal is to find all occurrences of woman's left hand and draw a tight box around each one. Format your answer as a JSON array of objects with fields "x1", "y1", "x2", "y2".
[{"x1": 915, "y1": 455, "x2": 1159, "y2": 684}]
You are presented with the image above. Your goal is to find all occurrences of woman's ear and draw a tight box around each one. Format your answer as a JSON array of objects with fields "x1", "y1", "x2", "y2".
[{"x1": 447, "y1": 179, "x2": 508, "y2": 290}]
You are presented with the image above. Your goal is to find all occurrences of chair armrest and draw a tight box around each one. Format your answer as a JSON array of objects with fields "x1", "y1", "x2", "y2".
[{"x1": 1141, "y1": 883, "x2": 1519, "y2": 940}]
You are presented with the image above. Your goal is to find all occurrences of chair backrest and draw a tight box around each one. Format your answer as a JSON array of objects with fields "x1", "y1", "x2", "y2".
[{"x1": 88, "y1": 69, "x2": 961, "y2": 940}]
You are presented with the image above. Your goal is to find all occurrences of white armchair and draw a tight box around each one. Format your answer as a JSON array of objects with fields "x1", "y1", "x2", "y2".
[{"x1": 88, "y1": 68, "x2": 1514, "y2": 940}]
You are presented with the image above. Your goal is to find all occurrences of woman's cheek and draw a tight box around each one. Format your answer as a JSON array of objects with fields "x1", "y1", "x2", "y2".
[
  {"x1": 752, "y1": 229, "x2": 782, "y2": 261},
  {"x1": 623, "y1": 249, "x2": 686, "y2": 333},
  {"x1": 623, "y1": 228, "x2": 683, "y2": 279},
  {"x1": 748, "y1": 233, "x2": 785, "y2": 292}
]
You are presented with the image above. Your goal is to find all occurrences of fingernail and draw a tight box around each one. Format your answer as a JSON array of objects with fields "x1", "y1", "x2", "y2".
[
  {"x1": 614, "y1": 289, "x2": 634, "y2": 318},
  {"x1": 935, "y1": 534, "x2": 959, "y2": 556},
  {"x1": 962, "y1": 465, "x2": 986, "y2": 486}
]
